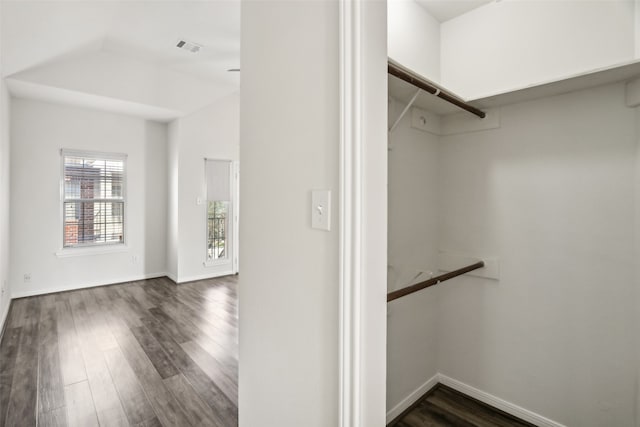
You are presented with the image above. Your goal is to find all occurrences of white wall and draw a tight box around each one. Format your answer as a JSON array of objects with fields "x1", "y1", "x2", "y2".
[
  {"x1": 360, "y1": 2, "x2": 390, "y2": 424},
  {"x1": 388, "y1": 0, "x2": 440, "y2": 82},
  {"x1": 239, "y1": 1, "x2": 340, "y2": 425},
  {"x1": 10, "y1": 99, "x2": 168, "y2": 297},
  {"x1": 387, "y1": 98, "x2": 439, "y2": 412},
  {"x1": 635, "y1": 0, "x2": 640, "y2": 59},
  {"x1": 635, "y1": 106, "x2": 640, "y2": 427},
  {"x1": 435, "y1": 83, "x2": 637, "y2": 426},
  {"x1": 0, "y1": 1, "x2": 10, "y2": 328},
  {"x1": 166, "y1": 119, "x2": 179, "y2": 281},
  {"x1": 441, "y1": 0, "x2": 635, "y2": 99},
  {"x1": 175, "y1": 93, "x2": 239, "y2": 282}
]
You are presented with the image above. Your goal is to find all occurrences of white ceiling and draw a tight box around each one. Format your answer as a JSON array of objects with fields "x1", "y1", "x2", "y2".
[
  {"x1": 2, "y1": 1, "x2": 240, "y2": 84},
  {"x1": 2, "y1": 1, "x2": 241, "y2": 120},
  {"x1": 415, "y1": 0, "x2": 493, "y2": 22}
]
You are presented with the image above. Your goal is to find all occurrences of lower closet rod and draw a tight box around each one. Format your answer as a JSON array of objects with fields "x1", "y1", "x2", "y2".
[{"x1": 388, "y1": 60, "x2": 486, "y2": 119}]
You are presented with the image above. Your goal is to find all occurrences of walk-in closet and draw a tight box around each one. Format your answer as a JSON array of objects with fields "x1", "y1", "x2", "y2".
[{"x1": 386, "y1": 1, "x2": 640, "y2": 426}]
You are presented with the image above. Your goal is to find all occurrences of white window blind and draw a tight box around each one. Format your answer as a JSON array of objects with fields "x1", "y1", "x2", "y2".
[
  {"x1": 62, "y1": 150, "x2": 126, "y2": 247},
  {"x1": 206, "y1": 159, "x2": 231, "y2": 201}
]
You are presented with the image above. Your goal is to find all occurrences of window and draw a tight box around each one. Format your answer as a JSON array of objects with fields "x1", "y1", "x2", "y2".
[
  {"x1": 205, "y1": 159, "x2": 232, "y2": 262},
  {"x1": 62, "y1": 150, "x2": 126, "y2": 248},
  {"x1": 207, "y1": 200, "x2": 229, "y2": 260}
]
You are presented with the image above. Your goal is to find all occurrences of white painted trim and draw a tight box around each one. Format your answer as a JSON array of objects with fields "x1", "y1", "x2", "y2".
[
  {"x1": 386, "y1": 374, "x2": 439, "y2": 424},
  {"x1": 232, "y1": 161, "x2": 240, "y2": 274},
  {"x1": 55, "y1": 244, "x2": 129, "y2": 258},
  {"x1": 174, "y1": 271, "x2": 234, "y2": 285},
  {"x1": 340, "y1": 1, "x2": 388, "y2": 426},
  {"x1": 0, "y1": 299, "x2": 10, "y2": 339},
  {"x1": 386, "y1": 374, "x2": 566, "y2": 427},
  {"x1": 339, "y1": 0, "x2": 363, "y2": 426},
  {"x1": 165, "y1": 272, "x2": 178, "y2": 283},
  {"x1": 438, "y1": 374, "x2": 567, "y2": 427},
  {"x1": 59, "y1": 149, "x2": 128, "y2": 250},
  {"x1": 11, "y1": 272, "x2": 167, "y2": 298}
]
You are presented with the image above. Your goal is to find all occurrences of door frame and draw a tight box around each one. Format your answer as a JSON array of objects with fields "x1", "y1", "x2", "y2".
[{"x1": 338, "y1": 1, "x2": 388, "y2": 426}]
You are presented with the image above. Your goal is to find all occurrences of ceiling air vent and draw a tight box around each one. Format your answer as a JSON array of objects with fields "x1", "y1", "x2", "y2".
[{"x1": 176, "y1": 40, "x2": 202, "y2": 53}]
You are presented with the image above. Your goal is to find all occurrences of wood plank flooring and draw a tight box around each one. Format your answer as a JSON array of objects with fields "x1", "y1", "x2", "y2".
[
  {"x1": 390, "y1": 384, "x2": 536, "y2": 427},
  {"x1": 0, "y1": 276, "x2": 238, "y2": 427}
]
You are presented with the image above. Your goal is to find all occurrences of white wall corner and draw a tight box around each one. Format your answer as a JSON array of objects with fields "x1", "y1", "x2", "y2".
[
  {"x1": 165, "y1": 272, "x2": 178, "y2": 284},
  {"x1": 437, "y1": 374, "x2": 567, "y2": 427},
  {"x1": 626, "y1": 77, "x2": 640, "y2": 107},
  {"x1": 387, "y1": 373, "x2": 566, "y2": 427},
  {"x1": 386, "y1": 373, "x2": 567, "y2": 427},
  {"x1": 385, "y1": 373, "x2": 439, "y2": 424},
  {"x1": 441, "y1": 107, "x2": 500, "y2": 136}
]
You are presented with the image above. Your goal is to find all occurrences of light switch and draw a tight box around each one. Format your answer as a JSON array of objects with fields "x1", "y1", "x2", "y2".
[{"x1": 311, "y1": 190, "x2": 331, "y2": 231}]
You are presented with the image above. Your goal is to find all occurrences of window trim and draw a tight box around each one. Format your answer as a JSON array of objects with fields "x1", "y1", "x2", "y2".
[{"x1": 59, "y1": 148, "x2": 128, "y2": 253}]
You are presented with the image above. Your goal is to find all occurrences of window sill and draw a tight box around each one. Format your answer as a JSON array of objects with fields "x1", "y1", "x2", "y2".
[
  {"x1": 203, "y1": 260, "x2": 230, "y2": 267},
  {"x1": 55, "y1": 245, "x2": 129, "y2": 258}
]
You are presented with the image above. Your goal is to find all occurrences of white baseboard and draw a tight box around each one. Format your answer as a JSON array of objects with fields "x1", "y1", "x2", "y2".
[
  {"x1": 386, "y1": 373, "x2": 566, "y2": 427},
  {"x1": 11, "y1": 272, "x2": 168, "y2": 299},
  {"x1": 0, "y1": 298, "x2": 10, "y2": 340},
  {"x1": 438, "y1": 374, "x2": 566, "y2": 427},
  {"x1": 386, "y1": 373, "x2": 439, "y2": 424},
  {"x1": 174, "y1": 271, "x2": 235, "y2": 284}
]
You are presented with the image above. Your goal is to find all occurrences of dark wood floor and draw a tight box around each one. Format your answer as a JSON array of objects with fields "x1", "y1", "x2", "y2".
[
  {"x1": 0, "y1": 275, "x2": 238, "y2": 427},
  {"x1": 390, "y1": 384, "x2": 535, "y2": 427}
]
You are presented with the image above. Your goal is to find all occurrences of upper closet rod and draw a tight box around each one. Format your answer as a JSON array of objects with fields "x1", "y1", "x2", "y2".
[{"x1": 388, "y1": 60, "x2": 486, "y2": 119}]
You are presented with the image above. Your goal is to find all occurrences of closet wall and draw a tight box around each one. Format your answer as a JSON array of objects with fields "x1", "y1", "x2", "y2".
[
  {"x1": 387, "y1": 0, "x2": 440, "y2": 82},
  {"x1": 437, "y1": 83, "x2": 636, "y2": 426},
  {"x1": 388, "y1": 79, "x2": 638, "y2": 427},
  {"x1": 387, "y1": 2, "x2": 640, "y2": 424},
  {"x1": 387, "y1": 97, "x2": 440, "y2": 410}
]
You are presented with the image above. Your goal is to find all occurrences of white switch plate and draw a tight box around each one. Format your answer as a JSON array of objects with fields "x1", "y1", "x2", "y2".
[{"x1": 311, "y1": 190, "x2": 331, "y2": 231}]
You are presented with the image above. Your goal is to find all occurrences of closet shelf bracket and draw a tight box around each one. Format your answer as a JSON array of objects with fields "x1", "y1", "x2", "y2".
[{"x1": 389, "y1": 88, "x2": 421, "y2": 134}]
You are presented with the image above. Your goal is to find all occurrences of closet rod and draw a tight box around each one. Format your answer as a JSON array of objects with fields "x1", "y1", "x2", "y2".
[
  {"x1": 387, "y1": 261, "x2": 485, "y2": 302},
  {"x1": 388, "y1": 60, "x2": 486, "y2": 119}
]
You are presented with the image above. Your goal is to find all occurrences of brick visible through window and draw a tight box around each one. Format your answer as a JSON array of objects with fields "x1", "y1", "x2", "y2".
[{"x1": 62, "y1": 151, "x2": 126, "y2": 247}]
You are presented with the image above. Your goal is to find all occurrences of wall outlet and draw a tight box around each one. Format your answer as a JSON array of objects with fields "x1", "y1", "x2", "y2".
[
  {"x1": 131, "y1": 255, "x2": 138, "y2": 264},
  {"x1": 23, "y1": 273, "x2": 31, "y2": 283}
]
